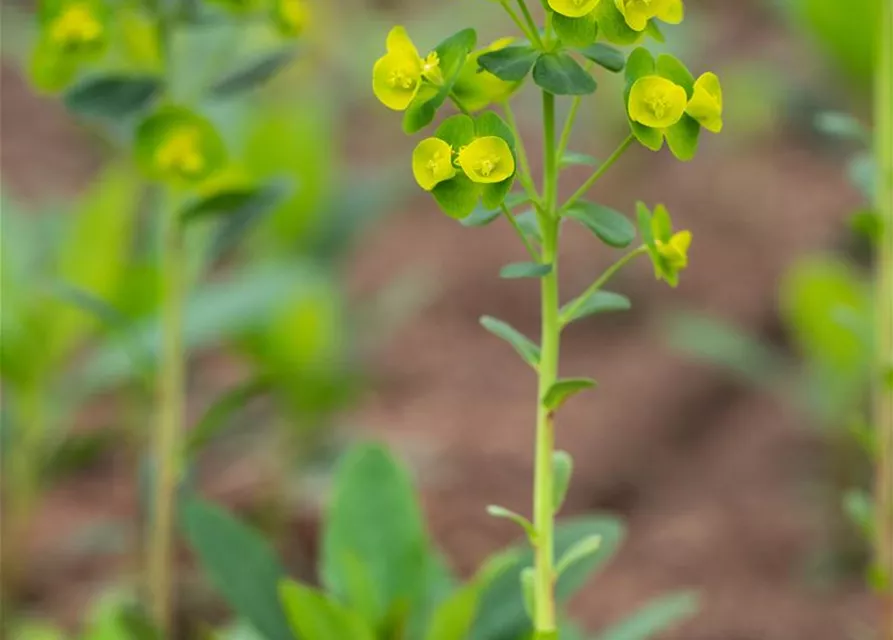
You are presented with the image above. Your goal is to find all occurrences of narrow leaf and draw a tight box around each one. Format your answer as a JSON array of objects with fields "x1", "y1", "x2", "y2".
[
  {"x1": 180, "y1": 498, "x2": 293, "y2": 640},
  {"x1": 185, "y1": 377, "x2": 269, "y2": 455},
  {"x1": 552, "y1": 451, "x2": 573, "y2": 515},
  {"x1": 209, "y1": 179, "x2": 293, "y2": 261},
  {"x1": 542, "y1": 378, "x2": 597, "y2": 411},
  {"x1": 211, "y1": 49, "x2": 295, "y2": 98},
  {"x1": 561, "y1": 291, "x2": 632, "y2": 325},
  {"x1": 279, "y1": 580, "x2": 376, "y2": 640},
  {"x1": 520, "y1": 568, "x2": 535, "y2": 622},
  {"x1": 533, "y1": 52, "x2": 597, "y2": 95},
  {"x1": 597, "y1": 592, "x2": 698, "y2": 640},
  {"x1": 486, "y1": 505, "x2": 535, "y2": 541},
  {"x1": 479, "y1": 316, "x2": 540, "y2": 368},
  {"x1": 64, "y1": 74, "x2": 161, "y2": 118},
  {"x1": 461, "y1": 205, "x2": 502, "y2": 227},
  {"x1": 500, "y1": 262, "x2": 552, "y2": 279},
  {"x1": 559, "y1": 152, "x2": 598, "y2": 169},
  {"x1": 564, "y1": 202, "x2": 635, "y2": 248},
  {"x1": 555, "y1": 535, "x2": 601, "y2": 577}
]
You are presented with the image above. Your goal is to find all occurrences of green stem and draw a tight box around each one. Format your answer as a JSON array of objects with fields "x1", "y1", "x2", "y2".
[
  {"x1": 561, "y1": 134, "x2": 635, "y2": 212},
  {"x1": 501, "y1": 202, "x2": 540, "y2": 261},
  {"x1": 556, "y1": 64, "x2": 592, "y2": 163},
  {"x1": 516, "y1": 0, "x2": 544, "y2": 49},
  {"x1": 874, "y1": 1, "x2": 893, "y2": 635},
  {"x1": 502, "y1": 100, "x2": 541, "y2": 206},
  {"x1": 559, "y1": 246, "x2": 647, "y2": 327},
  {"x1": 499, "y1": 0, "x2": 536, "y2": 43},
  {"x1": 533, "y1": 90, "x2": 559, "y2": 638},
  {"x1": 147, "y1": 192, "x2": 186, "y2": 637}
]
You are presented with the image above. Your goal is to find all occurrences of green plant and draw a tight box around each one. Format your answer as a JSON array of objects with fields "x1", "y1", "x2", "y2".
[
  {"x1": 182, "y1": 442, "x2": 697, "y2": 640},
  {"x1": 371, "y1": 1, "x2": 721, "y2": 636}
]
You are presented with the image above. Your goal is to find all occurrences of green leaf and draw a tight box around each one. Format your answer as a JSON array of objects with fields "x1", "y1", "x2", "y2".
[
  {"x1": 644, "y1": 20, "x2": 665, "y2": 43},
  {"x1": 519, "y1": 568, "x2": 535, "y2": 622},
  {"x1": 184, "y1": 377, "x2": 269, "y2": 455},
  {"x1": 479, "y1": 315, "x2": 541, "y2": 369},
  {"x1": 500, "y1": 262, "x2": 552, "y2": 279},
  {"x1": 433, "y1": 173, "x2": 482, "y2": 220},
  {"x1": 180, "y1": 498, "x2": 293, "y2": 640},
  {"x1": 437, "y1": 113, "x2": 477, "y2": 148},
  {"x1": 477, "y1": 45, "x2": 540, "y2": 81},
  {"x1": 578, "y1": 44, "x2": 625, "y2": 73},
  {"x1": 533, "y1": 52, "x2": 597, "y2": 95},
  {"x1": 595, "y1": 1, "x2": 643, "y2": 45},
  {"x1": 655, "y1": 54, "x2": 695, "y2": 97},
  {"x1": 814, "y1": 111, "x2": 869, "y2": 144},
  {"x1": 211, "y1": 49, "x2": 295, "y2": 98},
  {"x1": 555, "y1": 535, "x2": 601, "y2": 577},
  {"x1": 64, "y1": 74, "x2": 161, "y2": 118},
  {"x1": 461, "y1": 205, "x2": 503, "y2": 227},
  {"x1": 624, "y1": 47, "x2": 655, "y2": 83},
  {"x1": 597, "y1": 592, "x2": 698, "y2": 640},
  {"x1": 636, "y1": 202, "x2": 654, "y2": 248},
  {"x1": 9, "y1": 622, "x2": 68, "y2": 640},
  {"x1": 486, "y1": 505, "x2": 535, "y2": 541},
  {"x1": 553, "y1": 13, "x2": 599, "y2": 48},
  {"x1": 515, "y1": 210, "x2": 542, "y2": 244},
  {"x1": 404, "y1": 28, "x2": 476, "y2": 134},
  {"x1": 542, "y1": 378, "x2": 597, "y2": 411},
  {"x1": 279, "y1": 581, "x2": 376, "y2": 640},
  {"x1": 665, "y1": 115, "x2": 701, "y2": 162},
  {"x1": 564, "y1": 202, "x2": 636, "y2": 248},
  {"x1": 321, "y1": 443, "x2": 429, "y2": 628},
  {"x1": 559, "y1": 152, "x2": 598, "y2": 169},
  {"x1": 472, "y1": 516, "x2": 625, "y2": 640},
  {"x1": 552, "y1": 450, "x2": 573, "y2": 515},
  {"x1": 561, "y1": 291, "x2": 632, "y2": 324},
  {"x1": 209, "y1": 179, "x2": 294, "y2": 261}
]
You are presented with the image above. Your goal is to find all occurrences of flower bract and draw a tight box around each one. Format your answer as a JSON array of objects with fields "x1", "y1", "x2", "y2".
[
  {"x1": 373, "y1": 26, "x2": 442, "y2": 111},
  {"x1": 615, "y1": 0, "x2": 683, "y2": 31},
  {"x1": 457, "y1": 136, "x2": 515, "y2": 184},
  {"x1": 412, "y1": 138, "x2": 456, "y2": 191},
  {"x1": 136, "y1": 107, "x2": 227, "y2": 186},
  {"x1": 549, "y1": 0, "x2": 601, "y2": 19},
  {"x1": 452, "y1": 38, "x2": 521, "y2": 112},
  {"x1": 273, "y1": 0, "x2": 309, "y2": 37},
  {"x1": 685, "y1": 72, "x2": 723, "y2": 133},
  {"x1": 47, "y1": 2, "x2": 105, "y2": 53}
]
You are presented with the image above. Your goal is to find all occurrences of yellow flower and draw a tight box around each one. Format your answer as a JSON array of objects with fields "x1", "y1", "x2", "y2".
[
  {"x1": 457, "y1": 136, "x2": 515, "y2": 184},
  {"x1": 549, "y1": 0, "x2": 601, "y2": 19},
  {"x1": 628, "y1": 75, "x2": 687, "y2": 129},
  {"x1": 372, "y1": 26, "x2": 442, "y2": 111},
  {"x1": 656, "y1": 230, "x2": 691, "y2": 271},
  {"x1": 155, "y1": 128, "x2": 206, "y2": 180},
  {"x1": 614, "y1": 0, "x2": 683, "y2": 31},
  {"x1": 412, "y1": 138, "x2": 457, "y2": 191},
  {"x1": 49, "y1": 3, "x2": 103, "y2": 51},
  {"x1": 273, "y1": 0, "x2": 309, "y2": 37},
  {"x1": 685, "y1": 72, "x2": 723, "y2": 133}
]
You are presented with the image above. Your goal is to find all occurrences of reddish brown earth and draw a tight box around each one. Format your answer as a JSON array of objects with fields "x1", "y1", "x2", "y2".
[{"x1": 0, "y1": 0, "x2": 880, "y2": 637}]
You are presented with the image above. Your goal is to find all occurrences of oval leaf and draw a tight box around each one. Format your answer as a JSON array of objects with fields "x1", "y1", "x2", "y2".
[
  {"x1": 479, "y1": 315, "x2": 541, "y2": 369},
  {"x1": 578, "y1": 43, "x2": 625, "y2": 73},
  {"x1": 478, "y1": 45, "x2": 540, "y2": 81},
  {"x1": 561, "y1": 291, "x2": 632, "y2": 325},
  {"x1": 542, "y1": 377, "x2": 597, "y2": 411},
  {"x1": 533, "y1": 52, "x2": 597, "y2": 96},
  {"x1": 555, "y1": 535, "x2": 601, "y2": 577},
  {"x1": 486, "y1": 505, "x2": 535, "y2": 541},
  {"x1": 552, "y1": 450, "x2": 573, "y2": 515},
  {"x1": 64, "y1": 74, "x2": 161, "y2": 118},
  {"x1": 500, "y1": 262, "x2": 552, "y2": 279},
  {"x1": 279, "y1": 581, "x2": 376, "y2": 640},
  {"x1": 461, "y1": 204, "x2": 503, "y2": 227},
  {"x1": 553, "y1": 13, "x2": 599, "y2": 48},
  {"x1": 564, "y1": 202, "x2": 636, "y2": 248}
]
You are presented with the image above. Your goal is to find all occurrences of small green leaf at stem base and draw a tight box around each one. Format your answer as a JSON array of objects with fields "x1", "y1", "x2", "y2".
[
  {"x1": 555, "y1": 535, "x2": 601, "y2": 577},
  {"x1": 480, "y1": 315, "x2": 541, "y2": 368},
  {"x1": 542, "y1": 378, "x2": 597, "y2": 411},
  {"x1": 533, "y1": 52, "x2": 597, "y2": 96},
  {"x1": 552, "y1": 451, "x2": 573, "y2": 515},
  {"x1": 564, "y1": 202, "x2": 636, "y2": 248},
  {"x1": 477, "y1": 45, "x2": 541, "y2": 81},
  {"x1": 486, "y1": 505, "x2": 536, "y2": 541},
  {"x1": 561, "y1": 291, "x2": 632, "y2": 325},
  {"x1": 500, "y1": 262, "x2": 552, "y2": 279}
]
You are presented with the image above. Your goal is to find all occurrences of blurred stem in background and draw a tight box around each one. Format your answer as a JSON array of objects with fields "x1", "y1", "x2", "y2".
[
  {"x1": 875, "y1": 0, "x2": 893, "y2": 635},
  {"x1": 146, "y1": 4, "x2": 182, "y2": 634}
]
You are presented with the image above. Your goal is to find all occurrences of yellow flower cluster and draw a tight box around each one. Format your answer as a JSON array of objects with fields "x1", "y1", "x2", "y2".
[
  {"x1": 413, "y1": 136, "x2": 515, "y2": 191},
  {"x1": 629, "y1": 72, "x2": 723, "y2": 133}
]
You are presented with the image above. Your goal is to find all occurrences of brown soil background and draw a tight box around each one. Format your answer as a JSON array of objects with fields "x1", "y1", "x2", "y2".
[{"x1": 0, "y1": 0, "x2": 881, "y2": 637}]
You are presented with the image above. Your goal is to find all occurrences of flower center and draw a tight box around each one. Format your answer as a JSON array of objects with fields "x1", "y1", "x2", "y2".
[
  {"x1": 50, "y1": 4, "x2": 102, "y2": 49},
  {"x1": 427, "y1": 150, "x2": 450, "y2": 176},
  {"x1": 476, "y1": 156, "x2": 499, "y2": 177},
  {"x1": 155, "y1": 128, "x2": 205, "y2": 178},
  {"x1": 388, "y1": 67, "x2": 417, "y2": 90},
  {"x1": 645, "y1": 93, "x2": 671, "y2": 120}
]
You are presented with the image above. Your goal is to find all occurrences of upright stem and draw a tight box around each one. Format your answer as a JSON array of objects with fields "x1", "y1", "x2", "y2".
[
  {"x1": 874, "y1": 1, "x2": 893, "y2": 636},
  {"x1": 533, "y1": 90, "x2": 559, "y2": 638},
  {"x1": 147, "y1": 194, "x2": 186, "y2": 636}
]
